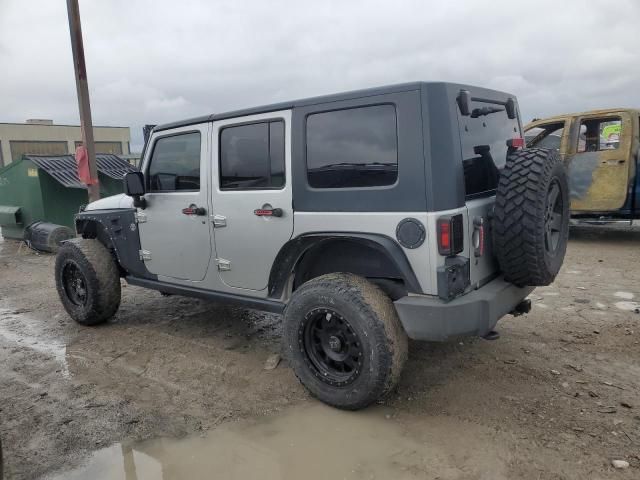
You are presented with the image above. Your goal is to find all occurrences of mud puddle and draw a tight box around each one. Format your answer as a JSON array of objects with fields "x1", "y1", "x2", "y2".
[
  {"x1": 0, "y1": 307, "x2": 71, "y2": 376},
  {"x1": 48, "y1": 403, "x2": 508, "y2": 480}
]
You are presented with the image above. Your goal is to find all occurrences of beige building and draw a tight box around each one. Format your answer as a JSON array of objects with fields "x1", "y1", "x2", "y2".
[{"x1": 0, "y1": 119, "x2": 131, "y2": 168}]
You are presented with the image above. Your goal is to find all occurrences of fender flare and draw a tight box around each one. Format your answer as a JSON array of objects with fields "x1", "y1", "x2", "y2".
[
  {"x1": 75, "y1": 208, "x2": 156, "y2": 279},
  {"x1": 268, "y1": 232, "x2": 423, "y2": 299}
]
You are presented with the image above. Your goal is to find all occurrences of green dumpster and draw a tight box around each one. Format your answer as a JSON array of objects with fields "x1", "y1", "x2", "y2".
[{"x1": 0, "y1": 154, "x2": 136, "y2": 240}]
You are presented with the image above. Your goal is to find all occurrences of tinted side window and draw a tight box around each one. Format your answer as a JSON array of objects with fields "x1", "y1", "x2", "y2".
[
  {"x1": 460, "y1": 104, "x2": 521, "y2": 198},
  {"x1": 219, "y1": 121, "x2": 285, "y2": 190},
  {"x1": 306, "y1": 104, "x2": 398, "y2": 189},
  {"x1": 148, "y1": 132, "x2": 201, "y2": 192}
]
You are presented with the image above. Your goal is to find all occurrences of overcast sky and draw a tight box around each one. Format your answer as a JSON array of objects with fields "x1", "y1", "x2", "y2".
[{"x1": 1, "y1": 0, "x2": 638, "y2": 151}]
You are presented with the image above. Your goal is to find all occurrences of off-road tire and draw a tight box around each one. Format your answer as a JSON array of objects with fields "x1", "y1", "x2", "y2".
[
  {"x1": 493, "y1": 148, "x2": 570, "y2": 286},
  {"x1": 55, "y1": 238, "x2": 121, "y2": 326},
  {"x1": 283, "y1": 273, "x2": 408, "y2": 410}
]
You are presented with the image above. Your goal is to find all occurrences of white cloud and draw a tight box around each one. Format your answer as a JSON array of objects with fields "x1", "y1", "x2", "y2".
[{"x1": 1, "y1": 0, "x2": 638, "y2": 150}]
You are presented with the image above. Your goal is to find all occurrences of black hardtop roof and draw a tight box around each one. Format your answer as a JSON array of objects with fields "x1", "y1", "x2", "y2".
[{"x1": 153, "y1": 81, "x2": 516, "y2": 133}]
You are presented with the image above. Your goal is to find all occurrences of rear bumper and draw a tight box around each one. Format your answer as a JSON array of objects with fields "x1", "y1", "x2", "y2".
[{"x1": 394, "y1": 277, "x2": 534, "y2": 341}]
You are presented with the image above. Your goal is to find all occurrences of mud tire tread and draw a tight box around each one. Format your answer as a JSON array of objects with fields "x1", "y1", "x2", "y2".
[
  {"x1": 283, "y1": 273, "x2": 408, "y2": 410},
  {"x1": 55, "y1": 238, "x2": 121, "y2": 326},
  {"x1": 493, "y1": 148, "x2": 570, "y2": 286}
]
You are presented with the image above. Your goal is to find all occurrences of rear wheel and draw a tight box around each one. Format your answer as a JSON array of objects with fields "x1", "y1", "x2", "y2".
[
  {"x1": 283, "y1": 273, "x2": 408, "y2": 410},
  {"x1": 55, "y1": 238, "x2": 121, "y2": 325},
  {"x1": 493, "y1": 148, "x2": 570, "y2": 286}
]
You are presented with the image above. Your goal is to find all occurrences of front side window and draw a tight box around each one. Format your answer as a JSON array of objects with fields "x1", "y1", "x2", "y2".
[
  {"x1": 526, "y1": 123, "x2": 564, "y2": 151},
  {"x1": 306, "y1": 104, "x2": 398, "y2": 189},
  {"x1": 147, "y1": 132, "x2": 201, "y2": 192},
  {"x1": 219, "y1": 120, "x2": 285, "y2": 190},
  {"x1": 577, "y1": 118, "x2": 621, "y2": 152}
]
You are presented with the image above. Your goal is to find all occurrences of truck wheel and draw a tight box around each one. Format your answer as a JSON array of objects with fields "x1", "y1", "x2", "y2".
[
  {"x1": 283, "y1": 273, "x2": 408, "y2": 410},
  {"x1": 493, "y1": 148, "x2": 570, "y2": 286},
  {"x1": 55, "y1": 238, "x2": 121, "y2": 326}
]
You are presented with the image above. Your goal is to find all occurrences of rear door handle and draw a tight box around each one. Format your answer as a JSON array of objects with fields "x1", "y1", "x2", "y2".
[
  {"x1": 254, "y1": 207, "x2": 283, "y2": 217},
  {"x1": 182, "y1": 204, "x2": 206, "y2": 216}
]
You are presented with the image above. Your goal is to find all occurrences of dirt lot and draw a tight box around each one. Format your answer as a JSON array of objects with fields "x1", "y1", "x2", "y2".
[{"x1": 0, "y1": 226, "x2": 639, "y2": 479}]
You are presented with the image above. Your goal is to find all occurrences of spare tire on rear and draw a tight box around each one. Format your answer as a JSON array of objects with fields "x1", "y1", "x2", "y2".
[{"x1": 493, "y1": 148, "x2": 570, "y2": 287}]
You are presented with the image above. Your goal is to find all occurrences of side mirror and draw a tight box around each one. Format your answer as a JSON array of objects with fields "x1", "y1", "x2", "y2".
[{"x1": 124, "y1": 171, "x2": 146, "y2": 209}]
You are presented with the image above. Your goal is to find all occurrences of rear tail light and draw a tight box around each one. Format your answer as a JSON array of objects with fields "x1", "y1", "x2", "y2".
[
  {"x1": 437, "y1": 214, "x2": 464, "y2": 256},
  {"x1": 507, "y1": 137, "x2": 525, "y2": 149},
  {"x1": 439, "y1": 221, "x2": 450, "y2": 252}
]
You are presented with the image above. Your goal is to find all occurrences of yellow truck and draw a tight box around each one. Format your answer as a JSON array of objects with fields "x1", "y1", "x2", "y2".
[{"x1": 525, "y1": 109, "x2": 639, "y2": 223}]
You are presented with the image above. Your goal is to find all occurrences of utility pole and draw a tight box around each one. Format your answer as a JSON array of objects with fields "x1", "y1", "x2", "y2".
[{"x1": 66, "y1": 0, "x2": 100, "y2": 202}]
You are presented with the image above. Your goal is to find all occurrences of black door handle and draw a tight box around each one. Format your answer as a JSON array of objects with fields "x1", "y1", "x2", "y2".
[
  {"x1": 182, "y1": 204, "x2": 206, "y2": 216},
  {"x1": 254, "y1": 207, "x2": 283, "y2": 217}
]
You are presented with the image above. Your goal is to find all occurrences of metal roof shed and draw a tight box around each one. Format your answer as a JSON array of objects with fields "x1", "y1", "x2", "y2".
[{"x1": 0, "y1": 154, "x2": 136, "y2": 239}]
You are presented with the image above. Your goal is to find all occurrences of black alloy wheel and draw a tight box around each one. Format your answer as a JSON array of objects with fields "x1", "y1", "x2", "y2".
[
  {"x1": 61, "y1": 261, "x2": 89, "y2": 306},
  {"x1": 544, "y1": 179, "x2": 564, "y2": 255},
  {"x1": 300, "y1": 308, "x2": 364, "y2": 387},
  {"x1": 54, "y1": 238, "x2": 121, "y2": 326},
  {"x1": 284, "y1": 273, "x2": 408, "y2": 410}
]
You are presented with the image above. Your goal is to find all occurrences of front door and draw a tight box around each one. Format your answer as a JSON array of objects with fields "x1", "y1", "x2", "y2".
[
  {"x1": 211, "y1": 110, "x2": 294, "y2": 291},
  {"x1": 137, "y1": 124, "x2": 213, "y2": 281},
  {"x1": 567, "y1": 112, "x2": 633, "y2": 212}
]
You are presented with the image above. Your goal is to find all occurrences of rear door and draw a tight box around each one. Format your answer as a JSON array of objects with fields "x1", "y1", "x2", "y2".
[
  {"x1": 457, "y1": 94, "x2": 522, "y2": 288},
  {"x1": 210, "y1": 110, "x2": 294, "y2": 291},
  {"x1": 566, "y1": 112, "x2": 633, "y2": 212}
]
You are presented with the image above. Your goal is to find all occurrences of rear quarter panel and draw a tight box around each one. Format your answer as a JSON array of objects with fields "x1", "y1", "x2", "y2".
[{"x1": 292, "y1": 212, "x2": 436, "y2": 295}]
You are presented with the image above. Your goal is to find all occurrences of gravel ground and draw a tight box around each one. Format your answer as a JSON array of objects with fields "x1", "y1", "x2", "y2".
[{"x1": 0, "y1": 225, "x2": 639, "y2": 479}]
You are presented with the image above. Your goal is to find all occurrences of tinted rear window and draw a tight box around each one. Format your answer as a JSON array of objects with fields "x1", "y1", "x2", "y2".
[
  {"x1": 460, "y1": 104, "x2": 521, "y2": 198},
  {"x1": 306, "y1": 104, "x2": 398, "y2": 189}
]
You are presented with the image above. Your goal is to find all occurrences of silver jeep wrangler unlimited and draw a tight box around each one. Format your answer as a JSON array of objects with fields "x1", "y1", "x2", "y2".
[{"x1": 55, "y1": 82, "x2": 570, "y2": 410}]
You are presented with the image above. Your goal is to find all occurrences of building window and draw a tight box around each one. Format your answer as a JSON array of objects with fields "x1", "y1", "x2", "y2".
[
  {"x1": 147, "y1": 132, "x2": 201, "y2": 192},
  {"x1": 219, "y1": 120, "x2": 285, "y2": 190},
  {"x1": 75, "y1": 141, "x2": 123, "y2": 155},
  {"x1": 9, "y1": 141, "x2": 68, "y2": 162},
  {"x1": 0, "y1": 141, "x2": 4, "y2": 167},
  {"x1": 306, "y1": 104, "x2": 398, "y2": 189}
]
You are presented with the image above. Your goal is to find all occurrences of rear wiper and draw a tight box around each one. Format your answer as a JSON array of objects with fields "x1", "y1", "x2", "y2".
[{"x1": 471, "y1": 106, "x2": 504, "y2": 118}]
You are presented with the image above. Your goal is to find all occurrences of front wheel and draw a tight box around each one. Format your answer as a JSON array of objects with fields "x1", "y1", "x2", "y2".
[
  {"x1": 55, "y1": 238, "x2": 121, "y2": 326},
  {"x1": 283, "y1": 273, "x2": 408, "y2": 410}
]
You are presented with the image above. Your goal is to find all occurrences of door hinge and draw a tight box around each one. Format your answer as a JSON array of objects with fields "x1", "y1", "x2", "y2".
[
  {"x1": 134, "y1": 211, "x2": 147, "y2": 223},
  {"x1": 139, "y1": 249, "x2": 152, "y2": 261},
  {"x1": 216, "y1": 258, "x2": 231, "y2": 271},
  {"x1": 212, "y1": 214, "x2": 227, "y2": 228}
]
